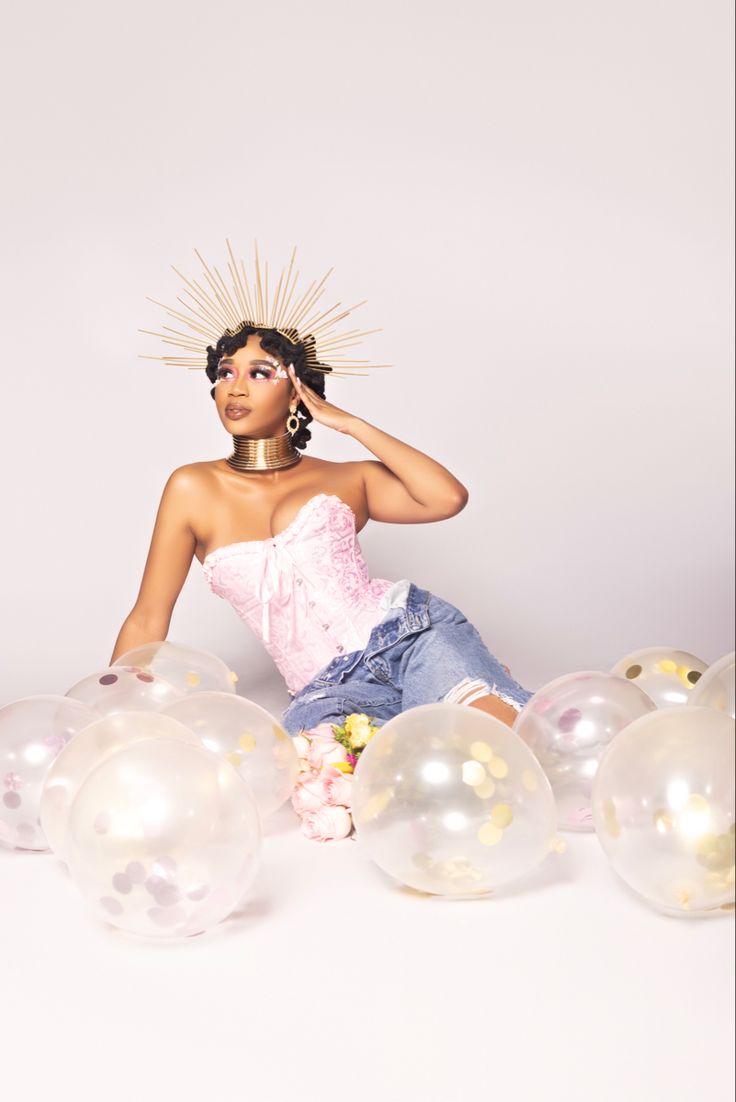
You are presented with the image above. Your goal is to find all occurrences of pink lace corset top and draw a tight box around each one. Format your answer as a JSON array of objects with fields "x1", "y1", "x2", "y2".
[{"x1": 201, "y1": 493, "x2": 399, "y2": 696}]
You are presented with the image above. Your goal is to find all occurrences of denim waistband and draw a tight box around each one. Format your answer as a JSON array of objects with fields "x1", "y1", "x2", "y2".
[
  {"x1": 368, "y1": 581, "x2": 431, "y2": 647},
  {"x1": 288, "y1": 582, "x2": 431, "y2": 698}
]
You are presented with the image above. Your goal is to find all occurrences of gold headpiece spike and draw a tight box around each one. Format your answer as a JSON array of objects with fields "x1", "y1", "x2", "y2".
[
  {"x1": 174, "y1": 292, "x2": 225, "y2": 337},
  {"x1": 209, "y1": 260, "x2": 241, "y2": 328},
  {"x1": 224, "y1": 239, "x2": 249, "y2": 322},
  {"x1": 300, "y1": 298, "x2": 368, "y2": 338},
  {"x1": 149, "y1": 332, "x2": 206, "y2": 354},
  {"x1": 176, "y1": 286, "x2": 228, "y2": 342},
  {"x1": 253, "y1": 240, "x2": 265, "y2": 322},
  {"x1": 318, "y1": 338, "x2": 378, "y2": 355},
  {"x1": 317, "y1": 330, "x2": 383, "y2": 352},
  {"x1": 171, "y1": 263, "x2": 230, "y2": 333},
  {"x1": 190, "y1": 256, "x2": 239, "y2": 333},
  {"x1": 158, "y1": 324, "x2": 210, "y2": 348},
  {"x1": 142, "y1": 242, "x2": 390, "y2": 376},
  {"x1": 156, "y1": 343, "x2": 207, "y2": 357},
  {"x1": 322, "y1": 360, "x2": 392, "y2": 368},
  {"x1": 298, "y1": 299, "x2": 347, "y2": 337},
  {"x1": 138, "y1": 328, "x2": 207, "y2": 353},
  {"x1": 306, "y1": 302, "x2": 369, "y2": 341},
  {"x1": 212, "y1": 262, "x2": 244, "y2": 331},
  {"x1": 169, "y1": 270, "x2": 230, "y2": 335},
  {"x1": 309, "y1": 299, "x2": 368, "y2": 339},
  {"x1": 317, "y1": 326, "x2": 366, "y2": 342},
  {"x1": 289, "y1": 270, "x2": 333, "y2": 332},
  {"x1": 225, "y1": 238, "x2": 258, "y2": 323},
  {"x1": 138, "y1": 354, "x2": 203, "y2": 365},
  {"x1": 270, "y1": 269, "x2": 285, "y2": 329},
  {"x1": 275, "y1": 261, "x2": 302, "y2": 331},
  {"x1": 318, "y1": 328, "x2": 384, "y2": 349},
  {"x1": 286, "y1": 266, "x2": 330, "y2": 325},
  {"x1": 193, "y1": 250, "x2": 241, "y2": 331},
  {"x1": 237, "y1": 257, "x2": 259, "y2": 323},
  {"x1": 273, "y1": 247, "x2": 298, "y2": 329},
  {"x1": 283, "y1": 277, "x2": 318, "y2": 332},
  {"x1": 302, "y1": 365, "x2": 373, "y2": 377},
  {"x1": 143, "y1": 298, "x2": 215, "y2": 343}
]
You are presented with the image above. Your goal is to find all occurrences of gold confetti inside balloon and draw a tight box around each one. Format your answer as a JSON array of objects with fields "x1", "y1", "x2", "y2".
[
  {"x1": 0, "y1": 695, "x2": 97, "y2": 852},
  {"x1": 351, "y1": 703, "x2": 557, "y2": 897},
  {"x1": 66, "y1": 737, "x2": 261, "y2": 939},
  {"x1": 40, "y1": 711, "x2": 201, "y2": 862},
  {"x1": 592, "y1": 706, "x2": 735, "y2": 915},
  {"x1": 688, "y1": 651, "x2": 735, "y2": 718},
  {"x1": 515, "y1": 670, "x2": 656, "y2": 831},
  {"x1": 610, "y1": 646, "x2": 708, "y2": 708},
  {"x1": 113, "y1": 640, "x2": 237, "y2": 696},
  {"x1": 161, "y1": 692, "x2": 299, "y2": 818}
]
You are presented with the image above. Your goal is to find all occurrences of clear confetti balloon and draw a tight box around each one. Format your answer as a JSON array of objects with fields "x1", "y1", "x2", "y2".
[
  {"x1": 66, "y1": 736, "x2": 262, "y2": 938},
  {"x1": 592, "y1": 706, "x2": 735, "y2": 916},
  {"x1": 0, "y1": 695, "x2": 97, "y2": 851},
  {"x1": 113, "y1": 640, "x2": 238, "y2": 696},
  {"x1": 161, "y1": 692, "x2": 299, "y2": 819},
  {"x1": 610, "y1": 646, "x2": 708, "y2": 708},
  {"x1": 65, "y1": 664, "x2": 183, "y2": 716},
  {"x1": 40, "y1": 711, "x2": 202, "y2": 862},
  {"x1": 514, "y1": 670, "x2": 656, "y2": 831},
  {"x1": 689, "y1": 651, "x2": 735, "y2": 718},
  {"x1": 351, "y1": 703, "x2": 558, "y2": 898}
]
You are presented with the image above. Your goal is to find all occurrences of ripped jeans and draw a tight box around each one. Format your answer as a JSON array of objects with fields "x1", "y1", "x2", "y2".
[{"x1": 280, "y1": 582, "x2": 535, "y2": 736}]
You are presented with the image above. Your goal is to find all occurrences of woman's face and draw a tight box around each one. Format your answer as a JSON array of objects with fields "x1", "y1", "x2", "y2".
[{"x1": 213, "y1": 334, "x2": 297, "y2": 437}]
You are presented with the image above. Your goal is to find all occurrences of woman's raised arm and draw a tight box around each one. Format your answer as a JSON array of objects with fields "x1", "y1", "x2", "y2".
[{"x1": 108, "y1": 467, "x2": 199, "y2": 663}]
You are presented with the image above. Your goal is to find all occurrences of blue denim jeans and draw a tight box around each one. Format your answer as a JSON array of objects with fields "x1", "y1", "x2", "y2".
[{"x1": 280, "y1": 582, "x2": 535, "y2": 736}]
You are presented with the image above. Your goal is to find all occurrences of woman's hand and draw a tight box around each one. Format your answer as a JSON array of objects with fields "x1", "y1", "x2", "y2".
[{"x1": 287, "y1": 363, "x2": 358, "y2": 435}]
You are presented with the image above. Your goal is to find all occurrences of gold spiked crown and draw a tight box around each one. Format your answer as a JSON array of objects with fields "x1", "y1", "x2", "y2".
[{"x1": 138, "y1": 239, "x2": 392, "y2": 379}]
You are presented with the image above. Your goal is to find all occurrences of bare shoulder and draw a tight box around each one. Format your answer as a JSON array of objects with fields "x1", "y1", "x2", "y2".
[
  {"x1": 156, "y1": 463, "x2": 214, "y2": 526},
  {"x1": 171, "y1": 460, "x2": 219, "y2": 487}
]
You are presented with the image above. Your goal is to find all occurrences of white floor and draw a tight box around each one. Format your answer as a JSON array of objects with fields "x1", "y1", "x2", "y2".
[{"x1": 2, "y1": 805, "x2": 733, "y2": 1102}]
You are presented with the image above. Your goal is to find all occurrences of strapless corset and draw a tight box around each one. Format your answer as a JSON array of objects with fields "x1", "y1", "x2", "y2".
[{"x1": 201, "y1": 493, "x2": 405, "y2": 695}]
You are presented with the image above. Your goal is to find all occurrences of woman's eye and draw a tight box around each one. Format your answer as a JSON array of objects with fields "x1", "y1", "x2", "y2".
[{"x1": 215, "y1": 365, "x2": 279, "y2": 382}]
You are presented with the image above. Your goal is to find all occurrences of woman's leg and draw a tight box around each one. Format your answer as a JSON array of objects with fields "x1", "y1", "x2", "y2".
[
  {"x1": 466, "y1": 691, "x2": 521, "y2": 727},
  {"x1": 382, "y1": 594, "x2": 534, "y2": 725}
]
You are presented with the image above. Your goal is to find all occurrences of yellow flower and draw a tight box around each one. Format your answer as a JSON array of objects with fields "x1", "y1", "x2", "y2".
[
  {"x1": 344, "y1": 712, "x2": 376, "y2": 749},
  {"x1": 331, "y1": 761, "x2": 354, "y2": 774}
]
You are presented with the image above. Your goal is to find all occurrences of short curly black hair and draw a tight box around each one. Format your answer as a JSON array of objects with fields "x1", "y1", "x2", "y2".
[{"x1": 205, "y1": 324, "x2": 332, "y2": 451}]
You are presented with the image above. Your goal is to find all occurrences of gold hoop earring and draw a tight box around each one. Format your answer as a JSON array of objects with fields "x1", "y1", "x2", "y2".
[{"x1": 286, "y1": 406, "x2": 300, "y2": 436}]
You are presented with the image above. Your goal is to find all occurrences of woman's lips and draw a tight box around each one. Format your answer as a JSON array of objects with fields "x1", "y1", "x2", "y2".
[{"x1": 225, "y1": 407, "x2": 251, "y2": 420}]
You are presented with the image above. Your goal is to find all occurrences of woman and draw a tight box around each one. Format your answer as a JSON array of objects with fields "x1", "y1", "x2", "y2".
[{"x1": 110, "y1": 247, "x2": 534, "y2": 734}]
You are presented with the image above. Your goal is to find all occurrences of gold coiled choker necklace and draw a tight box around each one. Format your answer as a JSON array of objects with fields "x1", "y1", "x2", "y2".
[{"x1": 226, "y1": 431, "x2": 303, "y2": 472}]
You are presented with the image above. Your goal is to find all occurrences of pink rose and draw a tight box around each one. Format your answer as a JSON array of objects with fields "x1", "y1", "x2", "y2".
[
  {"x1": 292, "y1": 733, "x2": 312, "y2": 757},
  {"x1": 320, "y1": 767, "x2": 353, "y2": 808},
  {"x1": 291, "y1": 774, "x2": 326, "y2": 814},
  {"x1": 300, "y1": 805, "x2": 353, "y2": 842},
  {"x1": 306, "y1": 723, "x2": 339, "y2": 739},
  {"x1": 305, "y1": 733, "x2": 351, "y2": 771},
  {"x1": 291, "y1": 766, "x2": 352, "y2": 814}
]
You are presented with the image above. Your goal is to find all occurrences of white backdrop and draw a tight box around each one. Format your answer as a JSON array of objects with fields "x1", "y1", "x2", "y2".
[{"x1": 0, "y1": 3, "x2": 733, "y2": 1100}]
